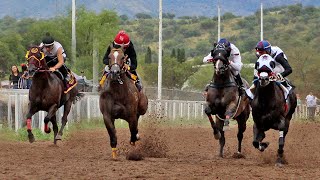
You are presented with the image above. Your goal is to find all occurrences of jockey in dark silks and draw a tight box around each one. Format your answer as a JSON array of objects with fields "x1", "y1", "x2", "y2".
[
  {"x1": 245, "y1": 40, "x2": 293, "y2": 99},
  {"x1": 40, "y1": 33, "x2": 74, "y2": 91},
  {"x1": 99, "y1": 30, "x2": 142, "y2": 91}
]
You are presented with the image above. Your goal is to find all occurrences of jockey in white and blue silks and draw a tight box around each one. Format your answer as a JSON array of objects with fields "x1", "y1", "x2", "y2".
[
  {"x1": 203, "y1": 38, "x2": 245, "y2": 96},
  {"x1": 246, "y1": 40, "x2": 293, "y2": 99}
]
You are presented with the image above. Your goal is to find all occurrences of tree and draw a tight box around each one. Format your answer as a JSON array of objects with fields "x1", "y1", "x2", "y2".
[
  {"x1": 145, "y1": 47, "x2": 152, "y2": 64},
  {"x1": 135, "y1": 13, "x2": 152, "y2": 19},
  {"x1": 171, "y1": 48, "x2": 176, "y2": 58},
  {"x1": 177, "y1": 48, "x2": 186, "y2": 63}
]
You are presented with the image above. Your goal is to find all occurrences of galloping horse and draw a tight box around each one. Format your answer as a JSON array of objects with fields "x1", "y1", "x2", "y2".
[
  {"x1": 204, "y1": 45, "x2": 250, "y2": 157},
  {"x1": 99, "y1": 44, "x2": 148, "y2": 159},
  {"x1": 251, "y1": 54, "x2": 297, "y2": 166},
  {"x1": 25, "y1": 46, "x2": 83, "y2": 144}
]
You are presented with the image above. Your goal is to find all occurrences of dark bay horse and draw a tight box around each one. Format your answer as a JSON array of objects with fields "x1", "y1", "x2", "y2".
[
  {"x1": 204, "y1": 45, "x2": 250, "y2": 158},
  {"x1": 25, "y1": 46, "x2": 83, "y2": 144},
  {"x1": 99, "y1": 45, "x2": 148, "y2": 159},
  {"x1": 251, "y1": 54, "x2": 297, "y2": 166}
]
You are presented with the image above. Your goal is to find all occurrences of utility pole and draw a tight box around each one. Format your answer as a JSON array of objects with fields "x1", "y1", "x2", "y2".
[
  {"x1": 217, "y1": 0, "x2": 221, "y2": 41},
  {"x1": 72, "y1": 0, "x2": 76, "y2": 64},
  {"x1": 158, "y1": 0, "x2": 162, "y2": 101},
  {"x1": 260, "y1": 0, "x2": 263, "y2": 40}
]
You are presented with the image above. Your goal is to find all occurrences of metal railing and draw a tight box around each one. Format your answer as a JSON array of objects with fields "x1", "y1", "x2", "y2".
[{"x1": 0, "y1": 89, "x2": 316, "y2": 131}]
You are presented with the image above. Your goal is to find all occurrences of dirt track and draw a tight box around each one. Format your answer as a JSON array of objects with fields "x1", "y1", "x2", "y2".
[{"x1": 1, "y1": 121, "x2": 320, "y2": 179}]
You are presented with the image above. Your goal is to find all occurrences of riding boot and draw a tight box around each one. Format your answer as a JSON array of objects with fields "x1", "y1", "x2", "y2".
[
  {"x1": 245, "y1": 84, "x2": 255, "y2": 100},
  {"x1": 203, "y1": 83, "x2": 210, "y2": 98},
  {"x1": 135, "y1": 77, "x2": 142, "y2": 92},
  {"x1": 235, "y1": 74, "x2": 245, "y2": 96},
  {"x1": 58, "y1": 64, "x2": 71, "y2": 82}
]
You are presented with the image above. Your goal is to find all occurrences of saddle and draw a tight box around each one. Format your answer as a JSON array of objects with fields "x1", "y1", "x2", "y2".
[{"x1": 54, "y1": 71, "x2": 77, "y2": 93}]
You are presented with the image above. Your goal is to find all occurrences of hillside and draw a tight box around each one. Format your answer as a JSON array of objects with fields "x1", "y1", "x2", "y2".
[{"x1": 1, "y1": 0, "x2": 320, "y2": 19}]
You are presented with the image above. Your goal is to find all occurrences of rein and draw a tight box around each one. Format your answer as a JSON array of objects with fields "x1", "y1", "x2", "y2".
[{"x1": 216, "y1": 95, "x2": 242, "y2": 121}]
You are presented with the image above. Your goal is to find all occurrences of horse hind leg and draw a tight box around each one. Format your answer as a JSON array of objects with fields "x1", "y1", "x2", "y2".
[
  {"x1": 56, "y1": 100, "x2": 72, "y2": 140},
  {"x1": 232, "y1": 118, "x2": 247, "y2": 158},
  {"x1": 129, "y1": 116, "x2": 139, "y2": 146},
  {"x1": 51, "y1": 115, "x2": 59, "y2": 145}
]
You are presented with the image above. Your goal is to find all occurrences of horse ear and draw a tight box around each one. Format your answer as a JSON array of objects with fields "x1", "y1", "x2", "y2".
[{"x1": 213, "y1": 43, "x2": 217, "y2": 48}]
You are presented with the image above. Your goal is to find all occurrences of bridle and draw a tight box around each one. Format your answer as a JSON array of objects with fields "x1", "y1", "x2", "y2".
[{"x1": 108, "y1": 48, "x2": 127, "y2": 83}]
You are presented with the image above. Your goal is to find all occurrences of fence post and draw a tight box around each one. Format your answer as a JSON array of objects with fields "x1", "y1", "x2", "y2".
[{"x1": 15, "y1": 93, "x2": 19, "y2": 132}]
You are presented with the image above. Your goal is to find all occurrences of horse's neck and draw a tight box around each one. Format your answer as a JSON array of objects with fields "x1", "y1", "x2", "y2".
[
  {"x1": 106, "y1": 74, "x2": 132, "y2": 95},
  {"x1": 256, "y1": 82, "x2": 279, "y2": 99},
  {"x1": 212, "y1": 71, "x2": 234, "y2": 84},
  {"x1": 32, "y1": 72, "x2": 59, "y2": 88}
]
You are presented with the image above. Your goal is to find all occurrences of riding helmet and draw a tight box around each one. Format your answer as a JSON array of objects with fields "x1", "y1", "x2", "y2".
[
  {"x1": 42, "y1": 33, "x2": 55, "y2": 47},
  {"x1": 255, "y1": 40, "x2": 271, "y2": 54},
  {"x1": 114, "y1": 30, "x2": 130, "y2": 46}
]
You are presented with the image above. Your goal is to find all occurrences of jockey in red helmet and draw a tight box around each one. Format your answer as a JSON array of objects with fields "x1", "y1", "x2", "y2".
[{"x1": 100, "y1": 30, "x2": 142, "y2": 91}]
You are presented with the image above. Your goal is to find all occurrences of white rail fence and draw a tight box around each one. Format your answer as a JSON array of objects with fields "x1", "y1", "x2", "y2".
[{"x1": 0, "y1": 89, "x2": 315, "y2": 132}]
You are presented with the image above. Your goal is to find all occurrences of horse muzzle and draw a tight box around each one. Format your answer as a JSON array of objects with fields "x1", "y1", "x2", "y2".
[{"x1": 259, "y1": 72, "x2": 270, "y2": 87}]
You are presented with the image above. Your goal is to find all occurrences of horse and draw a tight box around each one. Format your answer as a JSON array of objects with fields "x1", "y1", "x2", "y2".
[
  {"x1": 204, "y1": 45, "x2": 251, "y2": 158},
  {"x1": 251, "y1": 54, "x2": 297, "y2": 166},
  {"x1": 99, "y1": 44, "x2": 148, "y2": 159},
  {"x1": 25, "y1": 46, "x2": 83, "y2": 144}
]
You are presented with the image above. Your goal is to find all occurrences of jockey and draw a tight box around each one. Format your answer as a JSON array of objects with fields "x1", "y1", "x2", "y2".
[
  {"x1": 246, "y1": 40, "x2": 293, "y2": 99},
  {"x1": 100, "y1": 30, "x2": 142, "y2": 91},
  {"x1": 203, "y1": 38, "x2": 245, "y2": 96},
  {"x1": 39, "y1": 33, "x2": 73, "y2": 89}
]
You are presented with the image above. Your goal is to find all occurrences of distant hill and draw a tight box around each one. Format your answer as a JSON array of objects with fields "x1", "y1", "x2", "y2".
[{"x1": 1, "y1": 0, "x2": 320, "y2": 19}]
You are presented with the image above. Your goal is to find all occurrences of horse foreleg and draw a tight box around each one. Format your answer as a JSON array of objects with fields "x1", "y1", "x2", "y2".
[
  {"x1": 276, "y1": 118, "x2": 288, "y2": 166},
  {"x1": 57, "y1": 100, "x2": 72, "y2": 139},
  {"x1": 25, "y1": 103, "x2": 38, "y2": 143},
  {"x1": 216, "y1": 119, "x2": 225, "y2": 158},
  {"x1": 103, "y1": 114, "x2": 117, "y2": 159},
  {"x1": 252, "y1": 123, "x2": 268, "y2": 152},
  {"x1": 204, "y1": 105, "x2": 220, "y2": 139}
]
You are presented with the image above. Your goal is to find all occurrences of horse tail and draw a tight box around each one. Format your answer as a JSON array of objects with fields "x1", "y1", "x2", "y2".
[{"x1": 73, "y1": 92, "x2": 85, "y2": 104}]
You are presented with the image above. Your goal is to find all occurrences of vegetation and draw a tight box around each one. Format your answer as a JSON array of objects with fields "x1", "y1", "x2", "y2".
[{"x1": 0, "y1": 4, "x2": 319, "y2": 97}]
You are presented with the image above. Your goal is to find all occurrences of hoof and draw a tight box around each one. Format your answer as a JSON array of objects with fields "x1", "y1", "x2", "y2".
[
  {"x1": 136, "y1": 134, "x2": 140, "y2": 141},
  {"x1": 44, "y1": 127, "x2": 51, "y2": 134},
  {"x1": 55, "y1": 135, "x2": 62, "y2": 141},
  {"x1": 112, "y1": 148, "x2": 117, "y2": 159},
  {"x1": 232, "y1": 152, "x2": 245, "y2": 159},
  {"x1": 252, "y1": 141, "x2": 259, "y2": 149},
  {"x1": 275, "y1": 162, "x2": 284, "y2": 167},
  {"x1": 130, "y1": 141, "x2": 136, "y2": 146},
  {"x1": 259, "y1": 142, "x2": 270, "y2": 152},
  {"x1": 28, "y1": 134, "x2": 35, "y2": 143}
]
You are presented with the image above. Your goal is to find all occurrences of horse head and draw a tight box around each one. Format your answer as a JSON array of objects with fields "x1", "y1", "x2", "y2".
[
  {"x1": 211, "y1": 44, "x2": 229, "y2": 75},
  {"x1": 25, "y1": 46, "x2": 47, "y2": 77},
  {"x1": 256, "y1": 54, "x2": 276, "y2": 87},
  {"x1": 108, "y1": 44, "x2": 127, "y2": 82}
]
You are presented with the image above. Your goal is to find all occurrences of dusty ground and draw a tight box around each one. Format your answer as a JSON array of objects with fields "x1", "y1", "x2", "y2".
[{"x1": 0, "y1": 121, "x2": 320, "y2": 179}]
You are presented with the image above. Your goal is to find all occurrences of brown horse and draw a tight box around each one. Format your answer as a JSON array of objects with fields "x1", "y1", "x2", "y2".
[
  {"x1": 99, "y1": 45, "x2": 148, "y2": 159},
  {"x1": 204, "y1": 45, "x2": 250, "y2": 158},
  {"x1": 25, "y1": 46, "x2": 83, "y2": 144},
  {"x1": 251, "y1": 54, "x2": 297, "y2": 166}
]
